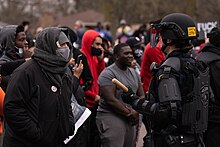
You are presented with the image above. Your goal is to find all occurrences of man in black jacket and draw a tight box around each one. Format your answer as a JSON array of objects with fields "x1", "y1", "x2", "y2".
[
  {"x1": 3, "y1": 27, "x2": 75, "y2": 147},
  {"x1": 197, "y1": 27, "x2": 220, "y2": 147}
]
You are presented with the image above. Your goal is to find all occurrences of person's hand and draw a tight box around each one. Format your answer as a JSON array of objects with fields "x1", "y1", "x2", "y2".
[
  {"x1": 126, "y1": 108, "x2": 139, "y2": 125},
  {"x1": 94, "y1": 95, "x2": 100, "y2": 102},
  {"x1": 153, "y1": 105, "x2": 172, "y2": 129},
  {"x1": 97, "y1": 47, "x2": 104, "y2": 61},
  {"x1": 25, "y1": 57, "x2": 31, "y2": 61},
  {"x1": 68, "y1": 57, "x2": 75, "y2": 66},
  {"x1": 121, "y1": 87, "x2": 139, "y2": 105},
  {"x1": 23, "y1": 46, "x2": 35, "y2": 58},
  {"x1": 73, "y1": 60, "x2": 83, "y2": 79}
]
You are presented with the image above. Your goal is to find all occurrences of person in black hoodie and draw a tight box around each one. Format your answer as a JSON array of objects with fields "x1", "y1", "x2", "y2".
[
  {"x1": 197, "y1": 27, "x2": 220, "y2": 147},
  {"x1": 3, "y1": 27, "x2": 75, "y2": 147},
  {"x1": 0, "y1": 25, "x2": 30, "y2": 92}
]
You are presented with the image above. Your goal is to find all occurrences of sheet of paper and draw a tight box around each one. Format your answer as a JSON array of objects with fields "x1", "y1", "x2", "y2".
[{"x1": 64, "y1": 108, "x2": 91, "y2": 144}]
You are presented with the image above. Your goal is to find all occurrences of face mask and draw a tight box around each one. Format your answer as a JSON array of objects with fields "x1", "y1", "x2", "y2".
[
  {"x1": 91, "y1": 46, "x2": 102, "y2": 56},
  {"x1": 56, "y1": 47, "x2": 70, "y2": 60},
  {"x1": 15, "y1": 47, "x2": 24, "y2": 58}
]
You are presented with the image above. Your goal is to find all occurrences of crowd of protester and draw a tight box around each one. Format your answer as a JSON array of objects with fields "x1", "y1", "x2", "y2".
[{"x1": 0, "y1": 13, "x2": 219, "y2": 147}]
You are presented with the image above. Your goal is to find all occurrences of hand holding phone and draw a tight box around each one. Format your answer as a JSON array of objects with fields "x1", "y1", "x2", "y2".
[
  {"x1": 73, "y1": 55, "x2": 83, "y2": 78},
  {"x1": 76, "y1": 54, "x2": 82, "y2": 65}
]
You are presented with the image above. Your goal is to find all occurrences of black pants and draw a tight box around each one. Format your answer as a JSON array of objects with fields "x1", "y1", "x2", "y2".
[{"x1": 65, "y1": 119, "x2": 89, "y2": 147}]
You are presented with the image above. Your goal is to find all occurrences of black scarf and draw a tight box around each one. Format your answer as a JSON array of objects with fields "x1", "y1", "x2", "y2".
[{"x1": 33, "y1": 48, "x2": 69, "y2": 87}]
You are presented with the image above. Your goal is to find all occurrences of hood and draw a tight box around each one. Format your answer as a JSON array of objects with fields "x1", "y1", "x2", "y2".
[
  {"x1": 33, "y1": 27, "x2": 71, "y2": 88},
  {"x1": 35, "y1": 27, "x2": 63, "y2": 54},
  {"x1": 201, "y1": 43, "x2": 220, "y2": 56},
  {"x1": 0, "y1": 25, "x2": 19, "y2": 59},
  {"x1": 81, "y1": 30, "x2": 100, "y2": 56}
]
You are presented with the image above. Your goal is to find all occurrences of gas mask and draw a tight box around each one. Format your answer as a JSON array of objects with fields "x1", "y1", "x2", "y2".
[
  {"x1": 91, "y1": 46, "x2": 102, "y2": 56},
  {"x1": 56, "y1": 47, "x2": 70, "y2": 60}
]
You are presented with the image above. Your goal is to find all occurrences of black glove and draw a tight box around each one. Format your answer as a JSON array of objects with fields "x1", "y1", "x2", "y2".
[
  {"x1": 121, "y1": 86, "x2": 139, "y2": 105},
  {"x1": 153, "y1": 106, "x2": 172, "y2": 129}
]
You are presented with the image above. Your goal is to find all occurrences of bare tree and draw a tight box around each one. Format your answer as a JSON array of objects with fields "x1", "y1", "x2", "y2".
[
  {"x1": 197, "y1": 0, "x2": 220, "y2": 22},
  {"x1": 0, "y1": 0, "x2": 77, "y2": 25}
]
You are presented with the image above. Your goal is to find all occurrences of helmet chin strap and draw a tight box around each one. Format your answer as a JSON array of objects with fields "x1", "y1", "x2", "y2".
[{"x1": 161, "y1": 39, "x2": 174, "y2": 54}]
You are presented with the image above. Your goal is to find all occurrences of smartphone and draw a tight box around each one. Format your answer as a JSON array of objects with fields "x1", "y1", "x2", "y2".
[{"x1": 76, "y1": 54, "x2": 82, "y2": 65}]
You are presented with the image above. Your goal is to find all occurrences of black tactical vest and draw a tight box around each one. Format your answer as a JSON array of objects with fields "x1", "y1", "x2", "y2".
[{"x1": 149, "y1": 57, "x2": 210, "y2": 134}]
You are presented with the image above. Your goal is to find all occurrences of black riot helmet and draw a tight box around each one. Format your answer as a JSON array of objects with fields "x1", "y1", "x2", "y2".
[
  {"x1": 152, "y1": 13, "x2": 198, "y2": 52},
  {"x1": 160, "y1": 13, "x2": 198, "y2": 40}
]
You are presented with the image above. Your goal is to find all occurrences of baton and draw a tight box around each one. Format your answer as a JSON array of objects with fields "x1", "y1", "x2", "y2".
[{"x1": 112, "y1": 78, "x2": 128, "y2": 92}]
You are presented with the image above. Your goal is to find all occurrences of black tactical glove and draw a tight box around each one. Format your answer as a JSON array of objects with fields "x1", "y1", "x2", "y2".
[
  {"x1": 153, "y1": 105, "x2": 172, "y2": 130},
  {"x1": 121, "y1": 86, "x2": 139, "y2": 105}
]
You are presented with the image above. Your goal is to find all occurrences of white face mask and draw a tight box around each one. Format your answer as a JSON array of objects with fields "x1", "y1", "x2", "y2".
[
  {"x1": 15, "y1": 46, "x2": 24, "y2": 58},
  {"x1": 56, "y1": 47, "x2": 70, "y2": 60}
]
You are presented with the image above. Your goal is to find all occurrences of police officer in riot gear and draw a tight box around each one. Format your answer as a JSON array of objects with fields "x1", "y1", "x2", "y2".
[{"x1": 122, "y1": 13, "x2": 209, "y2": 147}]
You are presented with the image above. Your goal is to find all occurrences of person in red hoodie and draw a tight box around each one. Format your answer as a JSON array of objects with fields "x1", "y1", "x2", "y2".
[
  {"x1": 140, "y1": 39, "x2": 165, "y2": 93},
  {"x1": 80, "y1": 30, "x2": 105, "y2": 147}
]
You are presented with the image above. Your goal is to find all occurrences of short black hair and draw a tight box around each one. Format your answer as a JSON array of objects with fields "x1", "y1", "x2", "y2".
[
  {"x1": 113, "y1": 43, "x2": 129, "y2": 55},
  {"x1": 22, "y1": 21, "x2": 30, "y2": 26},
  {"x1": 15, "y1": 25, "x2": 24, "y2": 37}
]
